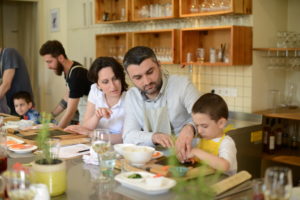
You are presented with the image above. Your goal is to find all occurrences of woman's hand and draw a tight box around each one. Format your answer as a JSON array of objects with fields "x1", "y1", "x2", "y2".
[
  {"x1": 64, "y1": 125, "x2": 92, "y2": 135},
  {"x1": 95, "y1": 108, "x2": 112, "y2": 119}
]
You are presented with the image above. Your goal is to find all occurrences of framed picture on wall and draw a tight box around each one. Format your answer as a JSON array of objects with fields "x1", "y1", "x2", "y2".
[{"x1": 50, "y1": 8, "x2": 59, "y2": 32}]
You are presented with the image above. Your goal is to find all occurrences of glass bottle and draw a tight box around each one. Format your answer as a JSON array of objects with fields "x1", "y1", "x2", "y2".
[
  {"x1": 268, "y1": 119, "x2": 276, "y2": 154},
  {"x1": 275, "y1": 118, "x2": 283, "y2": 150},
  {"x1": 263, "y1": 118, "x2": 271, "y2": 153},
  {"x1": 190, "y1": 0, "x2": 199, "y2": 13}
]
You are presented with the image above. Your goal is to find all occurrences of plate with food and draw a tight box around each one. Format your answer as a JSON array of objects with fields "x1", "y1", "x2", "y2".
[
  {"x1": 115, "y1": 171, "x2": 176, "y2": 195},
  {"x1": 6, "y1": 136, "x2": 24, "y2": 146},
  {"x1": 152, "y1": 151, "x2": 163, "y2": 159},
  {"x1": 8, "y1": 144, "x2": 37, "y2": 154}
]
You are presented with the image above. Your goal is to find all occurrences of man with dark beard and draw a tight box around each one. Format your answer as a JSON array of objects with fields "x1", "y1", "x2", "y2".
[
  {"x1": 122, "y1": 46, "x2": 201, "y2": 162},
  {"x1": 39, "y1": 40, "x2": 92, "y2": 128}
]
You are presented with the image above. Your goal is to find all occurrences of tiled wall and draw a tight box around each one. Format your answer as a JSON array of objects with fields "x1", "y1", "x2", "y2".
[{"x1": 162, "y1": 64, "x2": 252, "y2": 112}]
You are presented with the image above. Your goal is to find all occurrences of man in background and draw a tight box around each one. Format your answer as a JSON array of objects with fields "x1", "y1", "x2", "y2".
[
  {"x1": 39, "y1": 40, "x2": 92, "y2": 128},
  {"x1": 0, "y1": 47, "x2": 33, "y2": 114}
]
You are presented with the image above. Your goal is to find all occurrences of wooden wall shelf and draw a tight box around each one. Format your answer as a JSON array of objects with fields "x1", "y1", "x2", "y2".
[
  {"x1": 255, "y1": 107, "x2": 300, "y2": 121},
  {"x1": 253, "y1": 48, "x2": 300, "y2": 51},
  {"x1": 180, "y1": 26, "x2": 252, "y2": 66},
  {"x1": 132, "y1": 29, "x2": 180, "y2": 64},
  {"x1": 95, "y1": 0, "x2": 130, "y2": 24},
  {"x1": 179, "y1": 0, "x2": 252, "y2": 18},
  {"x1": 131, "y1": 0, "x2": 178, "y2": 21},
  {"x1": 95, "y1": 32, "x2": 132, "y2": 63}
]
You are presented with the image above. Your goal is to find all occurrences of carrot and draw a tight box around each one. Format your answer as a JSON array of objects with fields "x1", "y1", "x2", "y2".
[{"x1": 10, "y1": 144, "x2": 32, "y2": 149}]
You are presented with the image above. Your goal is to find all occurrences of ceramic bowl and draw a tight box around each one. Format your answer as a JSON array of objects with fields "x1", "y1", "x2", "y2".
[
  {"x1": 122, "y1": 146, "x2": 155, "y2": 167},
  {"x1": 113, "y1": 144, "x2": 136, "y2": 156},
  {"x1": 169, "y1": 166, "x2": 189, "y2": 177}
]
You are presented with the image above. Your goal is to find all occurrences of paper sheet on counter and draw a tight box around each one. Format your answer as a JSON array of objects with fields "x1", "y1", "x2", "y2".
[{"x1": 59, "y1": 144, "x2": 90, "y2": 159}]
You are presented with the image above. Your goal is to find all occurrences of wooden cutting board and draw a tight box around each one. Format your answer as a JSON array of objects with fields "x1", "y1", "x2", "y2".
[
  {"x1": 0, "y1": 113, "x2": 20, "y2": 122},
  {"x1": 8, "y1": 128, "x2": 89, "y2": 146},
  {"x1": 115, "y1": 158, "x2": 215, "y2": 180}
]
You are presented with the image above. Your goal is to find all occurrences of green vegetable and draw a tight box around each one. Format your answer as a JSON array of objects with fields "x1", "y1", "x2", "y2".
[{"x1": 127, "y1": 173, "x2": 142, "y2": 179}]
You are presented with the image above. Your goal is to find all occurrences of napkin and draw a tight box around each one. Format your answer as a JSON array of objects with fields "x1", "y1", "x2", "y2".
[{"x1": 82, "y1": 146, "x2": 99, "y2": 165}]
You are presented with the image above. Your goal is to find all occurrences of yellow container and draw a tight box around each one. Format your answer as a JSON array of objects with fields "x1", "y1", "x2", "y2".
[{"x1": 32, "y1": 159, "x2": 66, "y2": 196}]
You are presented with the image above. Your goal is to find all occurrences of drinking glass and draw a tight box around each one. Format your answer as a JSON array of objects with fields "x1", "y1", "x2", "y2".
[
  {"x1": 5, "y1": 169, "x2": 35, "y2": 200},
  {"x1": 0, "y1": 128, "x2": 7, "y2": 174},
  {"x1": 47, "y1": 138, "x2": 61, "y2": 160},
  {"x1": 252, "y1": 178, "x2": 264, "y2": 200},
  {"x1": 264, "y1": 166, "x2": 293, "y2": 200},
  {"x1": 92, "y1": 129, "x2": 111, "y2": 181}
]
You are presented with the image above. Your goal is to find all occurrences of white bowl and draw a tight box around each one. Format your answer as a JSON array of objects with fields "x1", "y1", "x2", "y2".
[
  {"x1": 113, "y1": 144, "x2": 136, "y2": 156},
  {"x1": 122, "y1": 146, "x2": 155, "y2": 167}
]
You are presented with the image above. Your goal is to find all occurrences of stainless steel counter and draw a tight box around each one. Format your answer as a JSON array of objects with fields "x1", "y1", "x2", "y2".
[{"x1": 8, "y1": 157, "x2": 253, "y2": 200}]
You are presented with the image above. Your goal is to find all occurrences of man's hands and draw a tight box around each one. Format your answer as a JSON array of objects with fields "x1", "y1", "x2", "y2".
[
  {"x1": 175, "y1": 124, "x2": 195, "y2": 162},
  {"x1": 95, "y1": 108, "x2": 112, "y2": 119},
  {"x1": 152, "y1": 133, "x2": 174, "y2": 148}
]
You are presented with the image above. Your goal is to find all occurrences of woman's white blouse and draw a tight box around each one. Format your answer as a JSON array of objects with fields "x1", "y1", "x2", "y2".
[{"x1": 88, "y1": 83, "x2": 126, "y2": 134}]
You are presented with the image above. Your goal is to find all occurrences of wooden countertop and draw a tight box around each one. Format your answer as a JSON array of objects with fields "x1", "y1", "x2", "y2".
[{"x1": 255, "y1": 107, "x2": 300, "y2": 120}]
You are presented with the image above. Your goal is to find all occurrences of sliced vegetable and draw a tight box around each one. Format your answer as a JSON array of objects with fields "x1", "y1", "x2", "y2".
[{"x1": 127, "y1": 173, "x2": 142, "y2": 179}]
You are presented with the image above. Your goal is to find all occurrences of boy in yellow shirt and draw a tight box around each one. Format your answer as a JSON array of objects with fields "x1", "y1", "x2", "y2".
[{"x1": 187, "y1": 93, "x2": 237, "y2": 175}]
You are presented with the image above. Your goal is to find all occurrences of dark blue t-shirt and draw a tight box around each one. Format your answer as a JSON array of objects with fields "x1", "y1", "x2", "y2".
[{"x1": 0, "y1": 48, "x2": 33, "y2": 114}]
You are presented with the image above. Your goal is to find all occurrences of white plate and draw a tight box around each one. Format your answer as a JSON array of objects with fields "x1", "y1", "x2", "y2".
[
  {"x1": 115, "y1": 172, "x2": 176, "y2": 195},
  {"x1": 6, "y1": 136, "x2": 24, "y2": 146},
  {"x1": 8, "y1": 144, "x2": 37, "y2": 154},
  {"x1": 152, "y1": 151, "x2": 164, "y2": 159}
]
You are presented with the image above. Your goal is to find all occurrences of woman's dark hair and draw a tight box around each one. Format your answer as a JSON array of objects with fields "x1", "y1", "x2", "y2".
[
  {"x1": 88, "y1": 57, "x2": 128, "y2": 92},
  {"x1": 39, "y1": 40, "x2": 68, "y2": 58},
  {"x1": 192, "y1": 93, "x2": 228, "y2": 122},
  {"x1": 123, "y1": 46, "x2": 158, "y2": 70}
]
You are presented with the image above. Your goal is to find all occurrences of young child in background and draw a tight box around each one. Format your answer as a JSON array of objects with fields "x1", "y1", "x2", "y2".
[
  {"x1": 13, "y1": 91, "x2": 40, "y2": 124},
  {"x1": 187, "y1": 93, "x2": 237, "y2": 175}
]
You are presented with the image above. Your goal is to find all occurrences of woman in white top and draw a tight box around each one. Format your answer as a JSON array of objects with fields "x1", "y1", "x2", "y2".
[{"x1": 65, "y1": 57, "x2": 128, "y2": 144}]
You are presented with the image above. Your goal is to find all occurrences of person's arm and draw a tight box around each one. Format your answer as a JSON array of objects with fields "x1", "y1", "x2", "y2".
[
  {"x1": 175, "y1": 78, "x2": 201, "y2": 161},
  {"x1": 57, "y1": 97, "x2": 80, "y2": 128},
  {"x1": 51, "y1": 92, "x2": 68, "y2": 118},
  {"x1": 122, "y1": 91, "x2": 155, "y2": 146},
  {"x1": 0, "y1": 69, "x2": 15, "y2": 99},
  {"x1": 82, "y1": 103, "x2": 112, "y2": 130},
  {"x1": 188, "y1": 148, "x2": 230, "y2": 172}
]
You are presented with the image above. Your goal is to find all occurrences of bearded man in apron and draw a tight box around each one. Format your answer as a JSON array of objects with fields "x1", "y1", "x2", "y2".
[{"x1": 123, "y1": 46, "x2": 201, "y2": 161}]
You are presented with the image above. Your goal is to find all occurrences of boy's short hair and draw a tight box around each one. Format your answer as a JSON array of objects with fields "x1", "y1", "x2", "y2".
[
  {"x1": 123, "y1": 46, "x2": 158, "y2": 71},
  {"x1": 192, "y1": 93, "x2": 228, "y2": 121},
  {"x1": 13, "y1": 91, "x2": 33, "y2": 104}
]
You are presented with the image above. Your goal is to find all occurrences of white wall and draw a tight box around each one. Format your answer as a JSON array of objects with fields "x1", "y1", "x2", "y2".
[{"x1": 37, "y1": 0, "x2": 68, "y2": 114}]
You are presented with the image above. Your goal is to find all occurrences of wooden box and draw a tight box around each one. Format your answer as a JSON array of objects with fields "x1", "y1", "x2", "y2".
[
  {"x1": 95, "y1": 0, "x2": 130, "y2": 23},
  {"x1": 132, "y1": 0, "x2": 178, "y2": 21},
  {"x1": 95, "y1": 32, "x2": 132, "y2": 63},
  {"x1": 179, "y1": 0, "x2": 252, "y2": 17},
  {"x1": 180, "y1": 26, "x2": 252, "y2": 66},
  {"x1": 132, "y1": 29, "x2": 180, "y2": 64}
]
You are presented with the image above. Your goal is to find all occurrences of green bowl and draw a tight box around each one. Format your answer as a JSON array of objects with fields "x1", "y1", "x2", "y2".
[{"x1": 169, "y1": 166, "x2": 188, "y2": 177}]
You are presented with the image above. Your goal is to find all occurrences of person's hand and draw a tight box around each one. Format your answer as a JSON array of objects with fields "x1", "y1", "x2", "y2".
[
  {"x1": 95, "y1": 108, "x2": 112, "y2": 119},
  {"x1": 64, "y1": 125, "x2": 91, "y2": 135},
  {"x1": 152, "y1": 133, "x2": 174, "y2": 148},
  {"x1": 175, "y1": 125, "x2": 195, "y2": 162}
]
